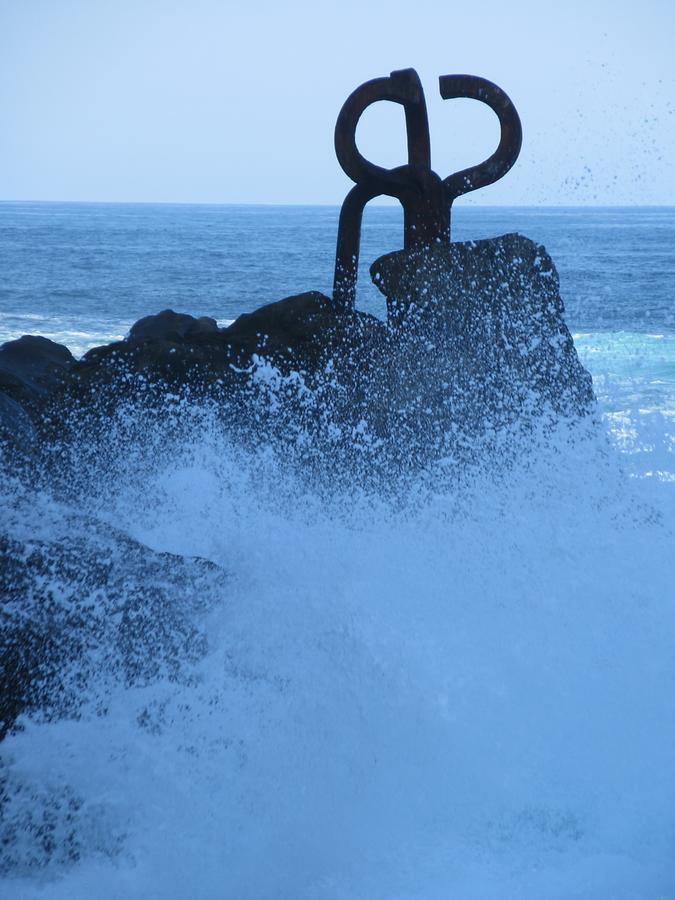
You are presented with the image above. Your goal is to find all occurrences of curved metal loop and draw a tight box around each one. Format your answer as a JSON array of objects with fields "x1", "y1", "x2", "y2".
[
  {"x1": 334, "y1": 68, "x2": 430, "y2": 200},
  {"x1": 332, "y1": 69, "x2": 522, "y2": 310},
  {"x1": 439, "y1": 74, "x2": 522, "y2": 204},
  {"x1": 333, "y1": 68, "x2": 435, "y2": 308}
]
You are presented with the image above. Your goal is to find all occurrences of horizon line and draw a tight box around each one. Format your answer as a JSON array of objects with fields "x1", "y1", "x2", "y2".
[{"x1": 2, "y1": 199, "x2": 675, "y2": 210}]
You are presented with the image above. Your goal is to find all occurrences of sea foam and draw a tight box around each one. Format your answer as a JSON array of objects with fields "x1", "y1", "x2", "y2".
[{"x1": 1, "y1": 378, "x2": 674, "y2": 898}]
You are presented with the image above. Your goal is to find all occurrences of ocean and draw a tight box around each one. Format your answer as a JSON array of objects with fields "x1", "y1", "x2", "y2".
[{"x1": 1, "y1": 202, "x2": 674, "y2": 898}]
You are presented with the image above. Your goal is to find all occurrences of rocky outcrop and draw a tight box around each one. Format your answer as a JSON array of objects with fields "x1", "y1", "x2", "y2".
[
  {"x1": 371, "y1": 234, "x2": 594, "y2": 428},
  {"x1": 73, "y1": 292, "x2": 384, "y2": 381},
  {"x1": 0, "y1": 394, "x2": 35, "y2": 448},
  {"x1": 0, "y1": 505, "x2": 227, "y2": 742},
  {"x1": 0, "y1": 335, "x2": 74, "y2": 403},
  {"x1": 0, "y1": 235, "x2": 597, "y2": 736},
  {"x1": 1, "y1": 234, "x2": 595, "y2": 476},
  {"x1": 0, "y1": 336, "x2": 74, "y2": 449},
  {"x1": 36, "y1": 293, "x2": 388, "y2": 470},
  {"x1": 128, "y1": 308, "x2": 218, "y2": 341}
]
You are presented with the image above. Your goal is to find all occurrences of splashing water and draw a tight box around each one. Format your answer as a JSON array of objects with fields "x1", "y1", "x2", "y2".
[{"x1": 1, "y1": 363, "x2": 674, "y2": 899}]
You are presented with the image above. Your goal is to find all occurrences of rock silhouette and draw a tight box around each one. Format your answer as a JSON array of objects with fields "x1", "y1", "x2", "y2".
[
  {"x1": 0, "y1": 507, "x2": 227, "y2": 742},
  {"x1": 371, "y1": 234, "x2": 593, "y2": 420},
  {"x1": 0, "y1": 235, "x2": 597, "y2": 742},
  {"x1": 0, "y1": 335, "x2": 74, "y2": 449},
  {"x1": 1, "y1": 238, "x2": 595, "y2": 472},
  {"x1": 128, "y1": 308, "x2": 219, "y2": 341}
]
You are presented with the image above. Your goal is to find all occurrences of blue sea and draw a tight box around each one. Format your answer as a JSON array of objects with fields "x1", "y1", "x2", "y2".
[
  {"x1": 1, "y1": 203, "x2": 675, "y2": 898},
  {"x1": 1, "y1": 202, "x2": 674, "y2": 428}
]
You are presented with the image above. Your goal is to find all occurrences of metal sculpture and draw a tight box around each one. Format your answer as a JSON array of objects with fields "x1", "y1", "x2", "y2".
[{"x1": 332, "y1": 69, "x2": 522, "y2": 309}]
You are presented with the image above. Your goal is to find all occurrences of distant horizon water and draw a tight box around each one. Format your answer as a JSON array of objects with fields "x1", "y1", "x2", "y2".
[
  {"x1": 3, "y1": 200, "x2": 675, "y2": 208},
  {"x1": 1, "y1": 202, "x2": 673, "y2": 417},
  {"x1": 2, "y1": 202, "x2": 674, "y2": 333}
]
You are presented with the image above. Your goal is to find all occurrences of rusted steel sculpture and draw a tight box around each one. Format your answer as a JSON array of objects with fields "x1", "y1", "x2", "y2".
[{"x1": 332, "y1": 69, "x2": 522, "y2": 309}]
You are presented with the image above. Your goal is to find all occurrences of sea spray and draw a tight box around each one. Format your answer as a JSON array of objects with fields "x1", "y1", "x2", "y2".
[{"x1": 1, "y1": 377, "x2": 674, "y2": 898}]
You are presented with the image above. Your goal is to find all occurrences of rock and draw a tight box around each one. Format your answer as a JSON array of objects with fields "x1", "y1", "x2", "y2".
[
  {"x1": 77, "y1": 293, "x2": 383, "y2": 378},
  {"x1": 0, "y1": 335, "x2": 74, "y2": 402},
  {"x1": 32, "y1": 292, "x2": 388, "y2": 486},
  {"x1": 23, "y1": 239, "x2": 595, "y2": 481},
  {"x1": 222, "y1": 290, "x2": 385, "y2": 368},
  {"x1": 371, "y1": 234, "x2": 595, "y2": 429},
  {"x1": 0, "y1": 336, "x2": 74, "y2": 451},
  {"x1": 0, "y1": 503, "x2": 228, "y2": 742},
  {"x1": 224, "y1": 291, "x2": 337, "y2": 356},
  {"x1": 0, "y1": 393, "x2": 36, "y2": 448},
  {"x1": 47, "y1": 292, "x2": 384, "y2": 430},
  {"x1": 128, "y1": 308, "x2": 219, "y2": 341}
]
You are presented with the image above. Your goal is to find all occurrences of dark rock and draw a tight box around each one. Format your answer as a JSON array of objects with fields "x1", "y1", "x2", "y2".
[
  {"x1": 222, "y1": 290, "x2": 387, "y2": 369},
  {"x1": 0, "y1": 505, "x2": 227, "y2": 742},
  {"x1": 226, "y1": 291, "x2": 348, "y2": 357},
  {"x1": 0, "y1": 335, "x2": 74, "y2": 402},
  {"x1": 0, "y1": 336, "x2": 74, "y2": 451},
  {"x1": 0, "y1": 393, "x2": 36, "y2": 448},
  {"x1": 33, "y1": 292, "x2": 389, "y2": 487},
  {"x1": 76, "y1": 293, "x2": 383, "y2": 379},
  {"x1": 128, "y1": 308, "x2": 219, "y2": 341},
  {"x1": 44, "y1": 292, "x2": 384, "y2": 441},
  {"x1": 27, "y1": 238, "x2": 594, "y2": 481},
  {"x1": 371, "y1": 234, "x2": 594, "y2": 428}
]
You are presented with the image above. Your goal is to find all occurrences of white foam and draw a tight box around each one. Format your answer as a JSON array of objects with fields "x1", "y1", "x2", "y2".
[{"x1": 1, "y1": 394, "x2": 674, "y2": 898}]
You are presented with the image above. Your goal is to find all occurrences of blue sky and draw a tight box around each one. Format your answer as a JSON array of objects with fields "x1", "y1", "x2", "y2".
[{"x1": 1, "y1": 0, "x2": 674, "y2": 204}]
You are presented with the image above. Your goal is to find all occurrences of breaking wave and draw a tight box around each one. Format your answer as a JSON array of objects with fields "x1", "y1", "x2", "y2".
[{"x1": 1, "y1": 368, "x2": 674, "y2": 899}]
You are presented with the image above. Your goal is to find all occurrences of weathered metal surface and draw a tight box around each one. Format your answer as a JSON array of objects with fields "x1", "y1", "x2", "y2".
[{"x1": 332, "y1": 69, "x2": 522, "y2": 308}]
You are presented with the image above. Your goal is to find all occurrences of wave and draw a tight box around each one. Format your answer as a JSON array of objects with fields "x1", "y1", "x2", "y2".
[{"x1": 1, "y1": 378, "x2": 674, "y2": 898}]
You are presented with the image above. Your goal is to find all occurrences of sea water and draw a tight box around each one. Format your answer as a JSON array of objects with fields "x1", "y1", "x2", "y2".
[{"x1": 0, "y1": 203, "x2": 674, "y2": 898}]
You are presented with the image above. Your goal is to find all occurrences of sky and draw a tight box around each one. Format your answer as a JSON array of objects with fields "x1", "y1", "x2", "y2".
[{"x1": 1, "y1": 0, "x2": 674, "y2": 206}]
